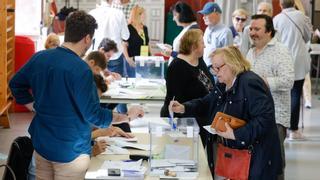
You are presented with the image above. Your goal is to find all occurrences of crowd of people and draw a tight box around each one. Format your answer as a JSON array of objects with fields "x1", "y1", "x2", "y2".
[{"x1": 9, "y1": 0, "x2": 314, "y2": 179}]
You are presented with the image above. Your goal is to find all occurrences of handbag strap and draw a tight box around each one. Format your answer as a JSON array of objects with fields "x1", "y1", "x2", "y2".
[{"x1": 282, "y1": 12, "x2": 306, "y2": 42}]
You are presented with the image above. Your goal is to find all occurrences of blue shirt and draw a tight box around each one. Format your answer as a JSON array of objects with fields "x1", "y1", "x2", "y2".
[
  {"x1": 9, "y1": 47, "x2": 113, "y2": 162},
  {"x1": 203, "y1": 23, "x2": 233, "y2": 66}
]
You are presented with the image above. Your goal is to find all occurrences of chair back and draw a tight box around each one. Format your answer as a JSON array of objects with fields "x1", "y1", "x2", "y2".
[{"x1": 2, "y1": 136, "x2": 34, "y2": 180}]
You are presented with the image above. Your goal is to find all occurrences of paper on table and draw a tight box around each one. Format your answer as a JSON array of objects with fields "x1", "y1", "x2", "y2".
[
  {"x1": 101, "y1": 159, "x2": 143, "y2": 171},
  {"x1": 203, "y1": 125, "x2": 217, "y2": 135},
  {"x1": 96, "y1": 136, "x2": 138, "y2": 142},
  {"x1": 129, "y1": 117, "x2": 170, "y2": 127},
  {"x1": 135, "y1": 80, "x2": 163, "y2": 89},
  {"x1": 98, "y1": 159, "x2": 146, "y2": 178},
  {"x1": 101, "y1": 145, "x2": 130, "y2": 155},
  {"x1": 150, "y1": 159, "x2": 176, "y2": 168},
  {"x1": 114, "y1": 140, "x2": 153, "y2": 151}
]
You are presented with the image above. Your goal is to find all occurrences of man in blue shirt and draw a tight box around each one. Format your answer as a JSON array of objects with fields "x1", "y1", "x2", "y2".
[
  {"x1": 9, "y1": 11, "x2": 113, "y2": 179},
  {"x1": 198, "y1": 2, "x2": 233, "y2": 67}
]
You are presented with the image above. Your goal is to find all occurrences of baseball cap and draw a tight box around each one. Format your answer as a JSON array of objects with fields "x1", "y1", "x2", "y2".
[{"x1": 198, "y1": 2, "x2": 222, "y2": 15}]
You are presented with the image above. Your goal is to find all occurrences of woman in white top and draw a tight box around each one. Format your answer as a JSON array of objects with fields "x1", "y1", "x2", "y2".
[{"x1": 162, "y1": 1, "x2": 199, "y2": 64}]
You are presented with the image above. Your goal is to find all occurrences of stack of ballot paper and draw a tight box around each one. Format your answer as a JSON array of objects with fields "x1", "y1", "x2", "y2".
[
  {"x1": 86, "y1": 160, "x2": 146, "y2": 179},
  {"x1": 95, "y1": 136, "x2": 153, "y2": 154},
  {"x1": 150, "y1": 159, "x2": 199, "y2": 178}
]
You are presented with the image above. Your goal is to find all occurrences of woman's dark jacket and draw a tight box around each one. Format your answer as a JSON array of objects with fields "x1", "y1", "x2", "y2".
[{"x1": 183, "y1": 71, "x2": 282, "y2": 179}]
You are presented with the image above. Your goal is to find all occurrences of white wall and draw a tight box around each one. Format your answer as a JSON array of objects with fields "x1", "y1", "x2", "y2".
[{"x1": 15, "y1": 0, "x2": 42, "y2": 36}]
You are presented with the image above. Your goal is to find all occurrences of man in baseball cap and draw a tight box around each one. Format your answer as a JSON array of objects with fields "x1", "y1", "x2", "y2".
[
  {"x1": 198, "y1": 2, "x2": 233, "y2": 67},
  {"x1": 198, "y1": 2, "x2": 222, "y2": 14}
]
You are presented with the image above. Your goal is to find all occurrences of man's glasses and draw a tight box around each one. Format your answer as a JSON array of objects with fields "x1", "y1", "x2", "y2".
[
  {"x1": 235, "y1": 17, "x2": 247, "y2": 22},
  {"x1": 212, "y1": 63, "x2": 225, "y2": 72}
]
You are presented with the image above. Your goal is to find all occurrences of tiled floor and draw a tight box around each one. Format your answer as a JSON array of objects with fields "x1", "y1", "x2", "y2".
[{"x1": 1, "y1": 97, "x2": 320, "y2": 179}]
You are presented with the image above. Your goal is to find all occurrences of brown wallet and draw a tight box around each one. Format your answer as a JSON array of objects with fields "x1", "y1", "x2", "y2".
[{"x1": 211, "y1": 112, "x2": 246, "y2": 132}]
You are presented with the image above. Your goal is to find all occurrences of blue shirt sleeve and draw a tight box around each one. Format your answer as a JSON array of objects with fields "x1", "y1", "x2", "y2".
[
  {"x1": 72, "y1": 69, "x2": 112, "y2": 128},
  {"x1": 9, "y1": 60, "x2": 34, "y2": 105}
]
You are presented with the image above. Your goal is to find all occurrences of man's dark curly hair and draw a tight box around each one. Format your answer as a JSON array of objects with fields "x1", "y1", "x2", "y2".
[{"x1": 64, "y1": 10, "x2": 98, "y2": 43}]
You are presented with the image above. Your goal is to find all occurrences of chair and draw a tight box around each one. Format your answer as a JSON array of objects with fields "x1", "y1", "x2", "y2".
[{"x1": 2, "y1": 136, "x2": 34, "y2": 180}]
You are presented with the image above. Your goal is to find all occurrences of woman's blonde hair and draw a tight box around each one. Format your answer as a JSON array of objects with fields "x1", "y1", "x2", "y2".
[
  {"x1": 179, "y1": 29, "x2": 203, "y2": 55},
  {"x1": 128, "y1": 5, "x2": 145, "y2": 26},
  {"x1": 45, "y1": 33, "x2": 60, "y2": 49},
  {"x1": 232, "y1": 8, "x2": 249, "y2": 18},
  {"x1": 211, "y1": 46, "x2": 251, "y2": 75}
]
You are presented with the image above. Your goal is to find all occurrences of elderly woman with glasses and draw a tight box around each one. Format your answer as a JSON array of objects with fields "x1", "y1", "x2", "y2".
[
  {"x1": 230, "y1": 8, "x2": 249, "y2": 47},
  {"x1": 170, "y1": 46, "x2": 282, "y2": 179}
]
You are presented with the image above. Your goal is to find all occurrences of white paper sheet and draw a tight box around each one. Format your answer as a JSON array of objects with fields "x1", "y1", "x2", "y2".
[{"x1": 203, "y1": 125, "x2": 217, "y2": 135}]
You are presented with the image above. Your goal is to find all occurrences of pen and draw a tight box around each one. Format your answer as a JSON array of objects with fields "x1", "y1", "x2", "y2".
[{"x1": 170, "y1": 96, "x2": 176, "y2": 130}]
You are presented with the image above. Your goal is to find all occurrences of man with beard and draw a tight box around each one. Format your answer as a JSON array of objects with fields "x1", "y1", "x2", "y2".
[
  {"x1": 246, "y1": 14, "x2": 294, "y2": 180},
  {"x1": 9, "y1": 11, "x2": 116, "y2": 179}
]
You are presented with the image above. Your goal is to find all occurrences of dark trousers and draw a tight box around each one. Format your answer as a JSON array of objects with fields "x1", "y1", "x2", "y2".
[
  {"x1": 277, "y1": 124, "x2": 287, "y2": 180},
  {"x1": 290, "y1": 79, "x2": 305, "y2": 131}
]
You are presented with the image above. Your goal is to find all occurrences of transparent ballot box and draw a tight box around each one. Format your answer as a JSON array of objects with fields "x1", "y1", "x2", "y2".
[
  {"x1": 135, "y1": 56, "x2": 165, "y2": 79},
  {"x1": 148, "y1": 118, "x2": 200, "y2": 178}
]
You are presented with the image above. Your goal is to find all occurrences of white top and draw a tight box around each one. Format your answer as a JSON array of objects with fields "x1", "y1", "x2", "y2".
[
  {"x1": 168, "y1": 22, "x2": 198, "y2": 64},
  {"x1": 203, "y1": 23, "x2": 233, "y2": 66},
  {"x1": 247, "y1": 38, "x2": 294, "y2": 127},
  {"x1": 89, "y1": 4, "x2": 130, "y2": 60},
  {"x1": 273, "y1": 8, "x2": 312, "y2": 80}
]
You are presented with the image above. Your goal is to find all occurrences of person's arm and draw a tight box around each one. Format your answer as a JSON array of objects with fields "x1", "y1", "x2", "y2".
[
  {"x1": 120, "y1": 12, "x2": 130, "y2": 41},
  {"x1": 111, "y1": 106, "x2": 144, "y2": 124},
  {"x1": 302, "y1": 15, "x2": 313, "y2": 43},
  {"x1": 9, "y1": 60, "x2": 34, "y2": 105},
  {"x1": 183, "y1": 89, "x2": 217, "y2": 117},
  {"x1": 73, "y1": 69, "x2": 113, "y2": 128},
  {"x1": 222, "y1": 29, "x2": 234, "y2": 46},
  {"x1": 239, "y1": 26, "x2": 251, "y2": 56},
  {"x1": 232, "y1": 77, "x2": 275, "y2": 147},
  {"x1": 122, "y1": 41, "x2": 135, "y2": 67},
  {"x1": 92, "y1": 126, "x2": 133, "y2": 139},
  {"x1": 266, "y1": 45, "x2": 294, "y2": 91}
]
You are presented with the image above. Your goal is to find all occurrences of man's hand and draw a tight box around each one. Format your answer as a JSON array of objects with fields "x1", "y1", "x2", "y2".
[
  {"x1": 126, "y1": 57, "x2": 136, "y2": 67},
  {"x1": 160, "y1": 44, "x2": 173, "y2": 57},
  {"x1": 109, "y1": 126, "x2": 134, "y2": 138},
  {"x1": 169, "y1": 100, "x2": 185, "y2": 114},
  {"x1": 92, "y1": 126, "x2": 134, "y2": 139},
  {"x1": 92, "y1": 140, "x2": 107, "y2": 156},
  {"x1": 127, "y1": 105, "x2": 144, "y2": 120},
  {"x1": 111, "y1": 72, "x2": 122, "y2": 80}
]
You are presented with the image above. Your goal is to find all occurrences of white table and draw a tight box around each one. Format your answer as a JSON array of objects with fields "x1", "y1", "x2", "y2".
[
  {"x1": 85, "y1": 133, "x2": 212, "y2": 180},
  {"x1": 100, "y1": 78, "x2": 166, "y2": 104}
]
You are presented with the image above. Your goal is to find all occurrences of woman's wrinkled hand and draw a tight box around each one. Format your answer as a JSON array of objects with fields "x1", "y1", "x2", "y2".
[
  {"x1": 216, "y1": 122, "x2": 236, "y2": 140},
  {"x1": 169, "y1": 100, "x2": 185, "y2": 114}
]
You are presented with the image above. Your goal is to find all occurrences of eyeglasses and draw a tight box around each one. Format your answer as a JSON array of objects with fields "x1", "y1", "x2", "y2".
[
  {"x1": 212, "y1": 63, "x2": 225, "y2": 72},
  {"x1": 235, "y1": 17, "x2": 247, "y2": 22}
]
